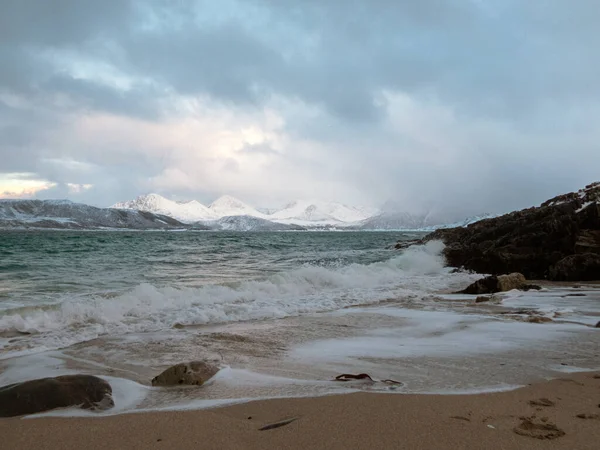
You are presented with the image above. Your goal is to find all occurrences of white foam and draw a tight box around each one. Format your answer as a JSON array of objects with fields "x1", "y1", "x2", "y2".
[
  {"x1": 0, "y1": 242, "x2": 479, "y2": 355},
  {"x1": 290, "y1": 307, "x2": 589, "y2": 363}
]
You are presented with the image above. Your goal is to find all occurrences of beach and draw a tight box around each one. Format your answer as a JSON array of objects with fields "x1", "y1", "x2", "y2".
[
  {"x1": 2, "y1": 232, "x2": 600, "y2": 448},
  {"x1": 3, "y1": 370, "x2": 600, "y2": 449}
]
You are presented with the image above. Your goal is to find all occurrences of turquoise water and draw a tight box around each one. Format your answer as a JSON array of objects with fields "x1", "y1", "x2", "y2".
[
  {"x1": 1, "y1": 230, "x2": 434, "y2": 354},
  {"x1": 0, "y1": 231, "x2": 411, "y2": 304}
]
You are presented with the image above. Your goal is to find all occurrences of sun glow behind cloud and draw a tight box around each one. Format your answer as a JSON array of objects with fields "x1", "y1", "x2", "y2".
[{"x1": 0, "y1": 173, "x2": 57, "y2": 199}]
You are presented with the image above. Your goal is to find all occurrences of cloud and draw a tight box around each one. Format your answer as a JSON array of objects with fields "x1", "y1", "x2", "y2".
[
  {"x1": 0, "y1": 173, "x2": 57, "y2": 199},
  {"x1": 0, "y1": 0, "x2": 599, "y2": 216}
]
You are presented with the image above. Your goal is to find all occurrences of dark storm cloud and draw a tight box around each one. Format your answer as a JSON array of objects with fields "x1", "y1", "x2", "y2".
[
  {"x1": 0, "y1": 0, "x2": 134, "y2": 45},
  {"x1": 0, "y1": 0, "x2": 599, "y2": 213}
]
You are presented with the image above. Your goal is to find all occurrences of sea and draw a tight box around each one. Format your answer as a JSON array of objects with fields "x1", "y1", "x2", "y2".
[{"x1": 1, "y1": 230, "x2": 599, "y2": 416}]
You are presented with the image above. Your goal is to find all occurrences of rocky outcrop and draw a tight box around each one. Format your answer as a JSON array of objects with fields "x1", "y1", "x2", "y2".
[
  {"x1": 0, "y1": 375, "x2": 113, "y2": 418},
  {"x1": 151, "y1": 361, "x2": 220, "y2": 387},
  {"x1": 549, "y1": 253, "x2": 600, "y2": 281},
  {"x1": 423, "y1": 182, "x2": 600, "y2": 281}
]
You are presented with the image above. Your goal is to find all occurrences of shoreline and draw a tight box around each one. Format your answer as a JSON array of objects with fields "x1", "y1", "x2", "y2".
[{"x1": 2, "y1": 371, "x2": 600, "y2": 450}]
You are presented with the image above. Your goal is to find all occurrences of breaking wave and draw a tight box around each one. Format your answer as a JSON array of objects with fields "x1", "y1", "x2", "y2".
[{"x1": 0, "y1": 241, "x2": 474, "y2": 352}]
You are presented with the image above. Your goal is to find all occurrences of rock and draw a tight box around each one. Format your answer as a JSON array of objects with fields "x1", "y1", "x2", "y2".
[
  {"x1": 0, "y1": 375, "x2": 113, "y2": 418},
  {"x1": 460, "y1": 273, "x2": 526, "y2": 294},
  {"x1": 549, "y1": 253, "x2": 600, "y2": 281},
  {"x1": 574, "y1": 229, "x2": 600, "y2": 254},
  {"x1": 424, "y1": 182, "x2": 600, "y2": 281},
  {"x1": 527, "y1": 316, "x2": 553, "y2": 324},
  {"x1": 595, "y1": 321, "x2": 600, "y2": 328},
  {"x1": 521, "y1": 284, "x2": 542, "y2": 291},
  {"x1": 394, "y1": 239, "x2": 423, "y2": 250},
  {"x1": 475, "y1": 296, "x2": 490, "y2": 303},
  {"x1": 497, "y1": 273, "x2": 527, "y2": 291},
  {"x1": 151, "y1": 361, "x2": 220, "y2": 386}
]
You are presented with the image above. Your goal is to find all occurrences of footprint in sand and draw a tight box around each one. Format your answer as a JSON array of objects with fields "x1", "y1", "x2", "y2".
[
  {"x1": 528, "y1": 398, "x2": 555, "y2": 407},
  {"x1": 513, "y1": 418, "x2": 565, "y2": 440},
  {"x1": 576, "y1": 413, "x2": 600, "y2": 420}
]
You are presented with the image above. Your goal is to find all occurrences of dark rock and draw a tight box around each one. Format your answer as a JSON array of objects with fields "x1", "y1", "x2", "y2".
[
  {"x1": 424, "y1": 182, "x2": 600, "y2": 281},
  {"x1": 595, "y1": 321, "x2": 600, "y2": 328},
  {"x1": 151, "y1": 361, "x2": 220, "y2": 386},
  {"x1": 460, "y1": 273, "x2": 526, "y2": 294},
  {"x1": 549, "y1": 253, "x2": 600, "y2": 281},
  {"x1": 475, "y1": 296, "x2": 490, "y2": 303},
  {"x1": 394, "y1": 239, "x2": 424, "y2": 250},
  {"x1": 527, "y1": 316, "x2": 553, "y2": 324},
  {"x1": 522, "y1": 284, "x2": 542, "y2": 291},
  {"x1": 0, "y1": 375, "x2": 113, "y2": 418}
]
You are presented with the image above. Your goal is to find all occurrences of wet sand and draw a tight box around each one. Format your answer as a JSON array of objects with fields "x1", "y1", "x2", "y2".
[{"x1": 2, "y1": 371, "x2": 599, "y2": 450}]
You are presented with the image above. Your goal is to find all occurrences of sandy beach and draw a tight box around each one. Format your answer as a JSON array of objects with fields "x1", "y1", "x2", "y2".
[{"x1": 2, "y1": 370, "x2": 599, "y2": 450}]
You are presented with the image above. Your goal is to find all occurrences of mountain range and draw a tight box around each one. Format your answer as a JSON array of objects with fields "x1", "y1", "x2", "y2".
[
  {"x1": 0, "y1": 193, "x2": 496, "y2": 231},
  {"x1": 0, "y1": 199, "x2": 187, "y2": 230},
  {"x1": 112, "y1": 194, "x2": 378, "y2": 227}
]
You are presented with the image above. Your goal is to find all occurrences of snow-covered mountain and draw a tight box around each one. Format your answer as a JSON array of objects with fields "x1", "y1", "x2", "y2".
[
  {"x1": 110, "y1": 192, "x2": 494, "y2": 231},
  {"x1": 208, "y1": 195, "x2": 268, "y2": 219},
  {"x1": 358, "y1": 211, "x2": 499, "y2": 231},
  {"x1": 269, "y1": 200, "x2": 377, "y2": 225},
  {"x1": 0, "y1": 199, "x2": 186, "y2": 229},
  {"x1": 113, "y1": 194, "x2": 218, "y2": 222},
  {"x1": 113, "y1": 194, "x2": 377, "y2": 226}
]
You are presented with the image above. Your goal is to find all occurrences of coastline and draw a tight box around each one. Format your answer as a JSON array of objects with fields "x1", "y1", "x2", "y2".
[{"x1": 3, "y1": 371, "x2": 600, "y2": 450}]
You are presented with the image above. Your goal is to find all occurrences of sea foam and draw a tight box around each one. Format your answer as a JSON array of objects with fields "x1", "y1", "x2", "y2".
[{"x1": 0, "y1": 241, "x2": 475, "y2": 354}]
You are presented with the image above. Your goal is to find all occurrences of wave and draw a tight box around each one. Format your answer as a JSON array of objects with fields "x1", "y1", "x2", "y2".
[{"x1": 0, "y1": 241, "x2": 475, "y2": 352}]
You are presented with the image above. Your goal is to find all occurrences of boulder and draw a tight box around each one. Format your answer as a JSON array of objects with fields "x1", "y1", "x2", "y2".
[
  {"x1": 497, "y1": 273, "x2": 527, "y2": 291},
  {"x1": 549, "y1": 253, "x2": 600, "y2": 281},
  {"x1": 151, "y1": 361, "x2": 220, "y2": 387},
  {"x1": 0, "y1": 375, "x2": 113, "y2": 418},
  {"x1": 460, "y1": 273, "x2": 527, "y2": 294},
  {"x1": 424, "y1": 182, "x2": 600, "y2": 281}
]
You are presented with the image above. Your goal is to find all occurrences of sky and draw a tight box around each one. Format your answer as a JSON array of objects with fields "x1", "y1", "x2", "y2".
[{"x1": 1, "y1": 0, "x2": 599, "y2": 219}]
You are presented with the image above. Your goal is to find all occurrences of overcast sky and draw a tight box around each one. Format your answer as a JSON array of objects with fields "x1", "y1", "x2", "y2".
[{"x1": 1, "y1": 0, "x2": 599, "y2": 218}]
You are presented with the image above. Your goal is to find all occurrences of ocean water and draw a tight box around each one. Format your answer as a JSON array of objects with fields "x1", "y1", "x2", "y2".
[{"x1": 1, "y1": 230, "x2": 599, "y2": 416}]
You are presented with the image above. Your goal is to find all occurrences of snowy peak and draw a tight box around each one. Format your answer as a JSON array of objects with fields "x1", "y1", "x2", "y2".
[
  {"x1": 209, "y1": 195, "x2": 267, "y2": 219},
  {"x1": 270, "y1": 200, "x2": 376, "y2": 224},
  {"x1": 112, "y1": 194, "x2": 218, "y2": 223},
  {"x1": 113, "y1": 194, "x2": 380, "y2": 225}
]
